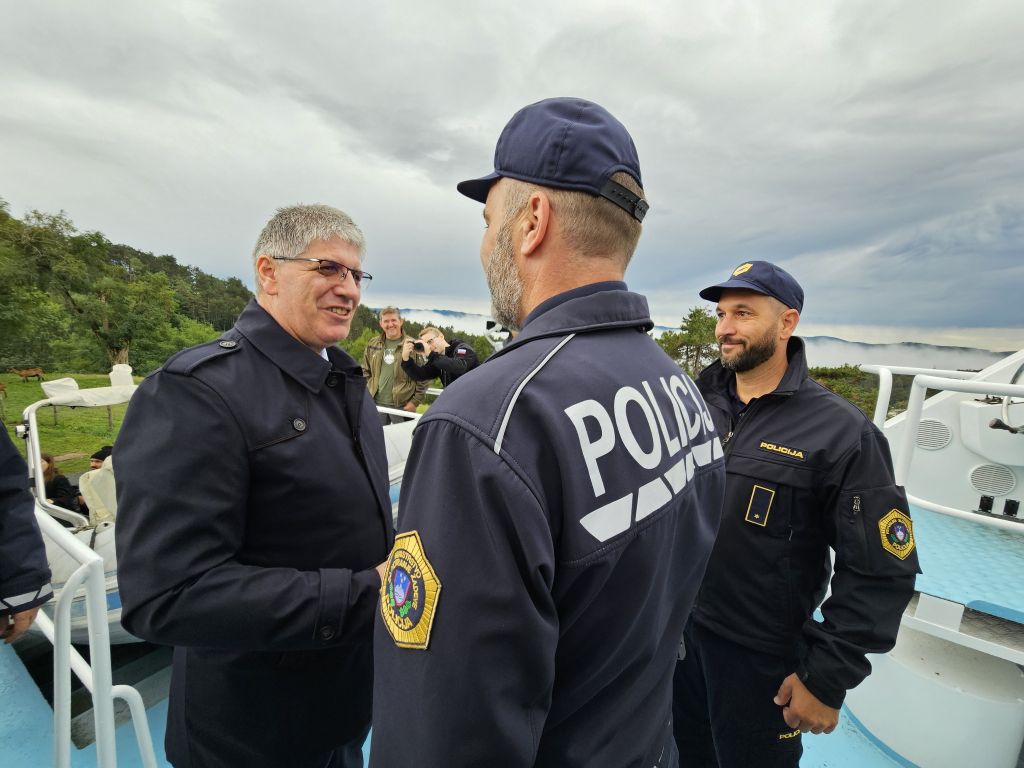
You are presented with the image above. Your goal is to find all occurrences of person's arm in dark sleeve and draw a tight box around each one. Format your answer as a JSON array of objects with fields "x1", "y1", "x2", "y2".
[
  {"x1": 48, "y1": 475, "x2": 79, "y2": 511},
  {"x1": 401, "y1": 355, "x2": 440, "y2": 382},
  {"x1": 0, "y1": 432, "x2": 53, "y2": 629},
  {"x1": 371, "y1": 418, "x2": 557, "y2": 766},
  {"x1": 428, "y1": 343, "x2": 479, "y2": 381},
  {"x1": 114, "y1": 371, "x2": 380, "y2": 651},
  {"x1": 799, "y1": 424, "x2": 920, "y2": 707}
]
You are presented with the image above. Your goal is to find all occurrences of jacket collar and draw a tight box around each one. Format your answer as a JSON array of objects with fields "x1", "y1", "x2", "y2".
[
  {"x1": 490, "y1": 283, "x2": 653, "y2": 362},
  {"x1": 234, "y1": 299, "x2": 361, "y2": 393},
  {"x1": 698, "y1": 336, "x2": 809, "y2": 399}
]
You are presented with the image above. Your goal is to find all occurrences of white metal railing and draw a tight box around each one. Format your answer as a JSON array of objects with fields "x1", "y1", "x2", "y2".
[
  {"x1": 859, "y1": 364, "x2": 979, "y2": 429},
  {"x1": 889, "y1": 374, "x2": 1024, "y2": 533},
  {"x1": 33, "y1": 510, "x2": 158, "y2": 768}
]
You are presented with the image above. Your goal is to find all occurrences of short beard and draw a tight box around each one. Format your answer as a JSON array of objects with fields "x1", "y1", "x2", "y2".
[
  {"x1": 720, "y1": 330, "x2": 777, "y2": 372},
  {"x1": 486, "y1": 216, "x2": 524, "y2": 332}
]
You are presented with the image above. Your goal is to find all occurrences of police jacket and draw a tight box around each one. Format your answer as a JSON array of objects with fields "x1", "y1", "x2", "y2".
[
  {"x1": 0, "y1": 431, "x2": 52, "y2": 616},
  {"x1": 372, "y1": 283, "x2": 726, "y2": 768},
  {"x1": 401, "y1": 336, "x2": 479, "y2": 388},
  {"x1": 115, "y1": 300, "x2": 393, "y2": 768},
  {"x1": 362, "y1": 332, "x2": 427, "y2": 407},
  {"x1": 693, "y1": 337, "x2": 919, "y2": 708}
]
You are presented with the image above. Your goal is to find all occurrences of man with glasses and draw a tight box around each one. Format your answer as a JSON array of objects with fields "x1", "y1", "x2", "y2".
[
  {"x1": 401, "y1": 326, "x2": 479, "y2": 388},
  {"x1": 115, "y1": 204, "x2": 393, "y2": 768},
  {"x1": 372, "y1": 98, "x2": 726, "y2": 767}
]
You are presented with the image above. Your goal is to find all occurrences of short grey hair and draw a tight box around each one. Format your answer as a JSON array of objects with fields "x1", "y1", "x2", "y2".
[
  {"x1": 252, "y1": 204, "x2": 366, "y2": 293},
  {"x1": 378, "y1": 306, "x2": 402, "y2": 321}
]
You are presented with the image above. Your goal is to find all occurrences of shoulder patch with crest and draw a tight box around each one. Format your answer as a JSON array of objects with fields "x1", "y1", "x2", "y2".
[
  {"x1": 380, "y1": 530, "x2": 442, "y2": 650},
  {"x1": 878, "y1": 509, "x2": 915, "y2": 560}
]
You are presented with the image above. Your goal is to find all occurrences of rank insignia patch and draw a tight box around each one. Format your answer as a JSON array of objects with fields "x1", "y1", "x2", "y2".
[
  {"x1": 380, "y1": 531, "x2": 442, "y2": 650},
  {"x1": 733, "y1": 262, "x2": 753, "y2": 276},
  {"x1": 878, "y1": 509, "x2": 915, "y2": 560}
]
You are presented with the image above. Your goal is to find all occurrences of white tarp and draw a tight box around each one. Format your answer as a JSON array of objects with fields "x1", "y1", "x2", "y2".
[{"x1": 40, "y1": 384, "x2": 137, "y2": 407}]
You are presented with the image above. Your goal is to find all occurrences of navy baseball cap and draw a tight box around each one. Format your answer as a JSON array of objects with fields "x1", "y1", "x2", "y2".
[
  {"x1": 699, "y1": 261, "x2": 804, "y2": 312},
  {"x1": 456, "y1": 97, "x2": 649, "y2": 222}
]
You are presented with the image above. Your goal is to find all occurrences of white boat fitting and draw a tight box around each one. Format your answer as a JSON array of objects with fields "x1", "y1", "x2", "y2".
[
  {"x1": 18, "y1": 375, "x2": 141, "y2": 646},
  {"x1": 846, "y1": 351, "x2": 1024, "y2": 768}
]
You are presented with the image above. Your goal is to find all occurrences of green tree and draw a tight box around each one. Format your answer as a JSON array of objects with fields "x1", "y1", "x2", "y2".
[{"x1": 658, "y1": 306, "x2": 718, "y2": 377}]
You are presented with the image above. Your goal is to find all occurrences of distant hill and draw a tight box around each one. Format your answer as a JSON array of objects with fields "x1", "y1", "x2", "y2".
[{"x1": 388, "y1": 307, "x2": 1013, "y2": 371}]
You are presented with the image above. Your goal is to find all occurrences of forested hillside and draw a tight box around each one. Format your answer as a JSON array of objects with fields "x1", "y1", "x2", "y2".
[
  {"x1": 0, "y1": 198, "x2": 252, "y2": 374},
  {"x1": 0, "y1": 199, "x2": 494, "y2": 375}
]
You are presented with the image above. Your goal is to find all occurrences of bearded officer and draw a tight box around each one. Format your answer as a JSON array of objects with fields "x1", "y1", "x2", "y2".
[
  {"x1": 672, "y1": 261, "x2": 920, "y2": 767},
  {"x1": 371, "y1": 97, "x2": 726, "y2": 767}
]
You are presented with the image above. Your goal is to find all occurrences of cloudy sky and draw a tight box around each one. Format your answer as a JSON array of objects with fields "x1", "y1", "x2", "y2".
[{"x1": 2, "y1": 1, "x2": 1022, "y2": 349}]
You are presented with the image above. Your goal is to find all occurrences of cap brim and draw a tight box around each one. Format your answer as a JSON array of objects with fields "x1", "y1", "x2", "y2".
[
  {"x1": 699, "y1": 277, "x2": 766, "y2": 303},
  {"x1": 456, "y1": 171, "x2": 502, "y2": 203}
]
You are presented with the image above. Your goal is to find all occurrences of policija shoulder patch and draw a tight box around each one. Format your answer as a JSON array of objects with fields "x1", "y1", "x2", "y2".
[
  {"x1": 878, "y1": 509, "x2": 915, "y2": 560},
  {"x1": 380, "y1": 531, "x2": 442, "y2": 650}
]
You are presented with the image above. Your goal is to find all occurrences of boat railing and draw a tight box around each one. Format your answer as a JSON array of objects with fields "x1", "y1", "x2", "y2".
[
  {"x1": 863, "y1": 367, "x2": 1024, "y2": 534},
  {"x1": 32, "y1": 509, "x2": 158, "y2": 768},
  {"x1": 859, "y1": 364, "x2": 978, "y2": 429}
]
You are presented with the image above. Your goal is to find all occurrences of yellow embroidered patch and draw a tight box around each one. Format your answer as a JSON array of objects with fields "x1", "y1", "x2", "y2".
[
  {"x1": 744, "y1": 484, "x2": 776, "y2": 526},
  {"x1": 878, "y1": 509, "x2": 915, "y2": 560},
  {"x1": 733, "y1": 262, "x2": 754, "y2": 276},
  {"x1": 758, "y1": 441, "x2": 805, "y2": 460},
  {"x1": 380, "y1": 531, "x2": 442, "y2": 650},
  {"x1": 778, "y1": 728, "x2": 801, "y2": 740}
]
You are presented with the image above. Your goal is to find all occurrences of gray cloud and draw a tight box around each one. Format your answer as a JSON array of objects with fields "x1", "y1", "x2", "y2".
[{"x1": 1, "y1": 0, "x2": 1021, "y2": 347}]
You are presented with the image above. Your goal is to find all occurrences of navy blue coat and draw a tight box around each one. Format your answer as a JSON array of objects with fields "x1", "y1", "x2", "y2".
[
  {"x1": 372, "y1": 283, "x2": 726, "y2": 767},
  {"x1": 1, "y1": 431, "x2": 52, "y2": 616},
  {"x1": 115, "y1": 300, "x2": 393, "y2": 768},
  {"x1": 694, "y1": 338, "x2": 919, "y2": 708}
]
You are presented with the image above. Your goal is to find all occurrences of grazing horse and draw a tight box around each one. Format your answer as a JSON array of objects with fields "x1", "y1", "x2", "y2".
[{"x1": 10, "y1": 367, "x2": 45, "y2": 382}]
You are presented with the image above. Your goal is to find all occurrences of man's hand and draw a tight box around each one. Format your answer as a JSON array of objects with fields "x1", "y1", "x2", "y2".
[
  {"x1": 773, "y1": 673, "x2": 839, "y2": 735},
  {"x1": 402, "y1": 402, "x2": 418, "y2": 413},
  {"x1": 401, "y1": 340, "x2": 416, "y2": 362},
  {"x1": 2, "y1": 606, "x2": 41, "y2": 644}
]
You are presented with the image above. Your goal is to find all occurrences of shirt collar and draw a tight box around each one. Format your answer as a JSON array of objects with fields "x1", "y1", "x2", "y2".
[
  {"x1": 521, "y1": 281, "x2": 627, "y2": 330},
  {"x1": 234, "y1": 300, "x2": 360, "y2": 392}
]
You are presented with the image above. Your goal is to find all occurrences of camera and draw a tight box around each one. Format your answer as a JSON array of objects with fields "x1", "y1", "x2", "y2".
[{"x1": 412, "y1": 341, "x2": 425, "y2": 352}]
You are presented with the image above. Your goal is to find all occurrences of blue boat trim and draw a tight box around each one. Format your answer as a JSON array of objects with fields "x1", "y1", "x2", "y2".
[{"x1": 841, "y1": 704, "x2": 920, "y2": 768}]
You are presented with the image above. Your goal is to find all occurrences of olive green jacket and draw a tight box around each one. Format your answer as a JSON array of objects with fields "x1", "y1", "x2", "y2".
[{"x1": 361, "y1": 333, "x2": 427, "y2": 408}]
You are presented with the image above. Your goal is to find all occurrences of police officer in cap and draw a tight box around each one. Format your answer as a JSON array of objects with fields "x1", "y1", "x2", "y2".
[
  {"x1": 371, "y1": 97, "x2": 726, "y2": 767},
  {"x1": 673, "y1": 261, "x2": 920, "y2": 766}
]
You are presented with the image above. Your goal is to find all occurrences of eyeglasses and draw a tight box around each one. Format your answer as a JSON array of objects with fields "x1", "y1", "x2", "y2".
[
  {"x1": 272, "y1": 257, "x2": 373, "y2": 286},
  {"x1": 420, "y1": 335, "x2": 438, "y2": 344}
]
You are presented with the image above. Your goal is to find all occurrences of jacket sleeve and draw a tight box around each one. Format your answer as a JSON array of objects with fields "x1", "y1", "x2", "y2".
[
  {"x1": 799, "y1": 424, "x2": 920, "y2": 707},
  {"x1": 114, "y1": 371, "x2": 380, "y2": 651},
  {"x1": 360, "y1": 344, "x2": 372, "y2": 380},
  {"x1": 410, "y1": 377, "x2": 428, "y2": 406},
  {"x1": 401, "y1": 356, "x2": 440, "y2": 382},
  {"x1": 429, "y1": 343, "x2": 479, "y2": 380},
  {"x1": 0, "y1": 432, "x2": 52, "y2": 615},
  {"x1": 371, "y1": 418, "x2": 557, "y2": 766},
  {"x1": 48, "y1": 475, "x2": 79, "y2": 512}
]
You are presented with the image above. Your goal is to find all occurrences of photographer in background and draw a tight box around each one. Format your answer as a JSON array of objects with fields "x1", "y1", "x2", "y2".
[{"x1": 401, "y1": 326, "x2": 478, "y2": 388}]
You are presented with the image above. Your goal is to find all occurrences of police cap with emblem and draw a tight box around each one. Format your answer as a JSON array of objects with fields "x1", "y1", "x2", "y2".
[
  {"x1": 456, "y1": 97, "x2": 648, "y2": 222},
  {"x1": 699, "y1": 260, "x2": 804, "y2": 312}
]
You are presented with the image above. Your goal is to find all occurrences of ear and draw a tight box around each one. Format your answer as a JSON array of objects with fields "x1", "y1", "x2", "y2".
[
  {"x1": 255, "y1": 254, "x2": 279, "y2": 295},
  {"x1": 519, "y1": 190, "x2": 551, "y2": 257},
  {"x1": 779, "y1": 308, "x2": 800, "y2": 340}
]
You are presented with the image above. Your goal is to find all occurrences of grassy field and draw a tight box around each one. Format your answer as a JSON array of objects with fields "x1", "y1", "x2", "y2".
[{"x1": 1, "y1": 372, "x2": 137, "y2": 475}]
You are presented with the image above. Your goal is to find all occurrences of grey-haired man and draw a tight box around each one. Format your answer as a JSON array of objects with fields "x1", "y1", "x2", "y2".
[{"x1": 116, "y1": 205, "x2": 393, "y2": 768}]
